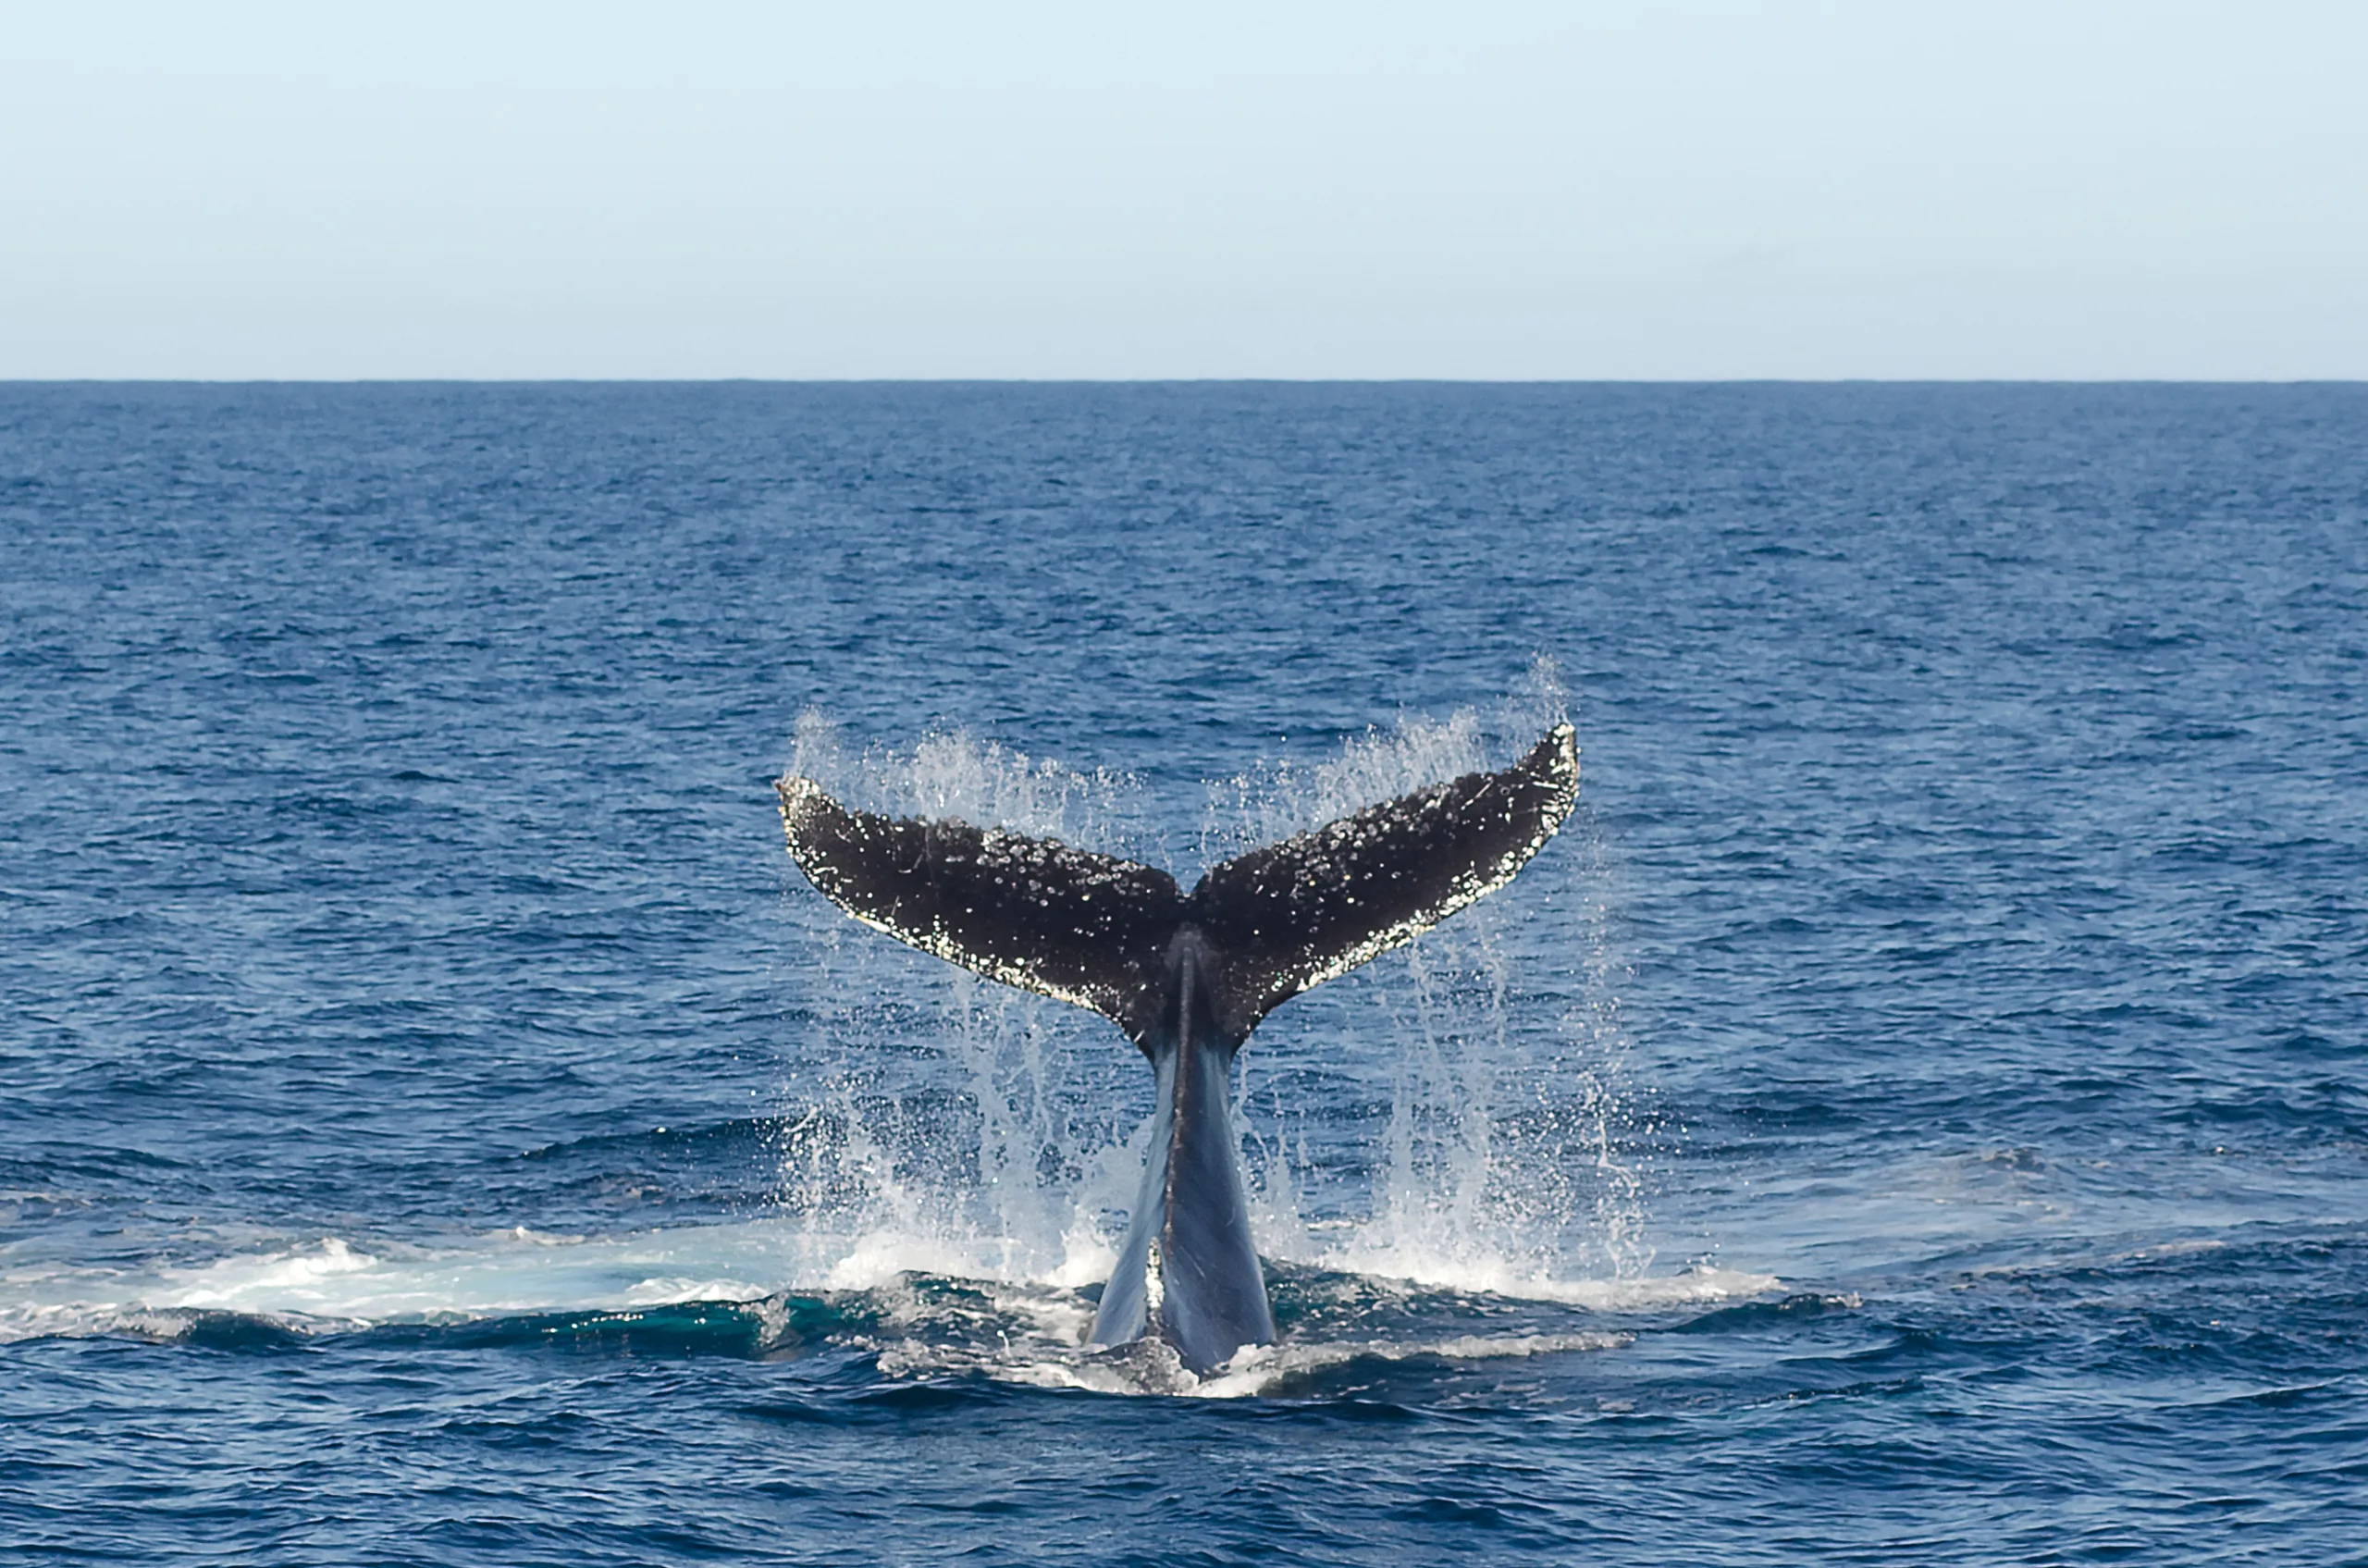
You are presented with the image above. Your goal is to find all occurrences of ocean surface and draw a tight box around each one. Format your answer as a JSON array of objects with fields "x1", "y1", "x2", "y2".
[{"x1": 2, "y1": 382, "x2": 2363, "y2": 1565}]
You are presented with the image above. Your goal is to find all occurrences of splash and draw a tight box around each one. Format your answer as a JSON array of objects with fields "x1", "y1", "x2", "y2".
[
  {"x1": 771, "y1": 672, "x2": 1670, "y2": 1318},
  {"x1": 774, "y1": 714, "x2": 1153, "y2": 1292},
  {"x1": 786, "y1": 709, "x2": 1142, "y2": 854},
  {"x1": 1219, "y1": 672, "x2": 1656, "y2": 1299}
]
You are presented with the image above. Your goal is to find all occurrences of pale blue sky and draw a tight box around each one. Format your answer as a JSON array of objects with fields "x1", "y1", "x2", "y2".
[{"x1": 5, "y1": 2, "x2": 2362, "y2": 378}]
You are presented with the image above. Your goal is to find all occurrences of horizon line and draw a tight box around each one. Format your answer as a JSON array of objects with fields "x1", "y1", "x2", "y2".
[{"x1": 6, "y1": 376, "x2": 2364, "y2": 389}]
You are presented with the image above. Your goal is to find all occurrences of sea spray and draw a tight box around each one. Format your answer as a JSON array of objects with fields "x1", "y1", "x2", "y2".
[
  {"x1": 770, "y1": 684, "x2": 1652, "y2": 1309},
  {"x1": 1213, "y1": 673, "x2": 1650, "y2": 1296},
  {"x1": 771, "y1": 717, "x2": 1151, "y2": 1287}
]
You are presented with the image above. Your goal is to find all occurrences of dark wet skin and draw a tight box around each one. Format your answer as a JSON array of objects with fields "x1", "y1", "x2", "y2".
[{"x1": 1087, "y1": 930, "x2": 1274, "y2": 1373}]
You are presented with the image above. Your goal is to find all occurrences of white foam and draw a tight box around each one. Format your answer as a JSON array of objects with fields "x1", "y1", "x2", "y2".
[
  {"x1": 0, "y1": 1211, "x2": 1772, "y2": 1350},
  {"x1": 1190, "y1": 1329, "x2": 1631, "y2": 1399},
  {"x1": 0, "y1": 1211, "x2": 1133, "y2": 1342},
  {"x1": 1297, "y1": 1253, "x2": 1779, "y2": 1310},
  {"x1": 0, "y1": 1221, "x2": 821, "y2": 1341},
  {"x1": 882, "y1": 1323, "x2": 1637, "y2": 1401}
]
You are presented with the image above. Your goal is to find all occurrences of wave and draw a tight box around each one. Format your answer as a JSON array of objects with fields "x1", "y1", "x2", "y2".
[{"x1": 0, "y1": 1218, "x2": 1778, "y2": 1398}]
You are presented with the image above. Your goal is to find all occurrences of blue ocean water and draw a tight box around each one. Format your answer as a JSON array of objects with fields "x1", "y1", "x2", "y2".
[{"x1": 2, "y1": 382, "x2": 2363, "y2": 1565}]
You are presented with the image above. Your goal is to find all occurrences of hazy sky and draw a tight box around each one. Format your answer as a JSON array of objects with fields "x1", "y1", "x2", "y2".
[{"x1": 5, "y1": 2, "x2": 2362, "y2": 378}]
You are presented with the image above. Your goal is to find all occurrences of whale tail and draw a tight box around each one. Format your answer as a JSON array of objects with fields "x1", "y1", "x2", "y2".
[
  {"x1": 775, "y1": 723, "x2": 1579, "y2": 1048},
  {"x1": 776, "y1": 722, "x2": 1579, "y2": 1374}
]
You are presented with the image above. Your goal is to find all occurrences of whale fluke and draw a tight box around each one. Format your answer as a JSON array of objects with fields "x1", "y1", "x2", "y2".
[
  {"x1": 778, "y1": 725, "x2": 1578, "y2": 1045},
  {"x1": 1186, "y1": 725, "x2": 1579, "y2": 1037},
  {"x1": 775, "y1": 722, "x2": 1579, "y2": 1371},
  {"x1": 775, "y1": 776, "x2": 1187, "y2": 1041}
]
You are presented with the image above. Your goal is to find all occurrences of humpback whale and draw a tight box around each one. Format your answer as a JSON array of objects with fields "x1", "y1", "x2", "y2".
[{"x1": 776, "y1": 724, "x2": 1579, "y2": 1374}]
